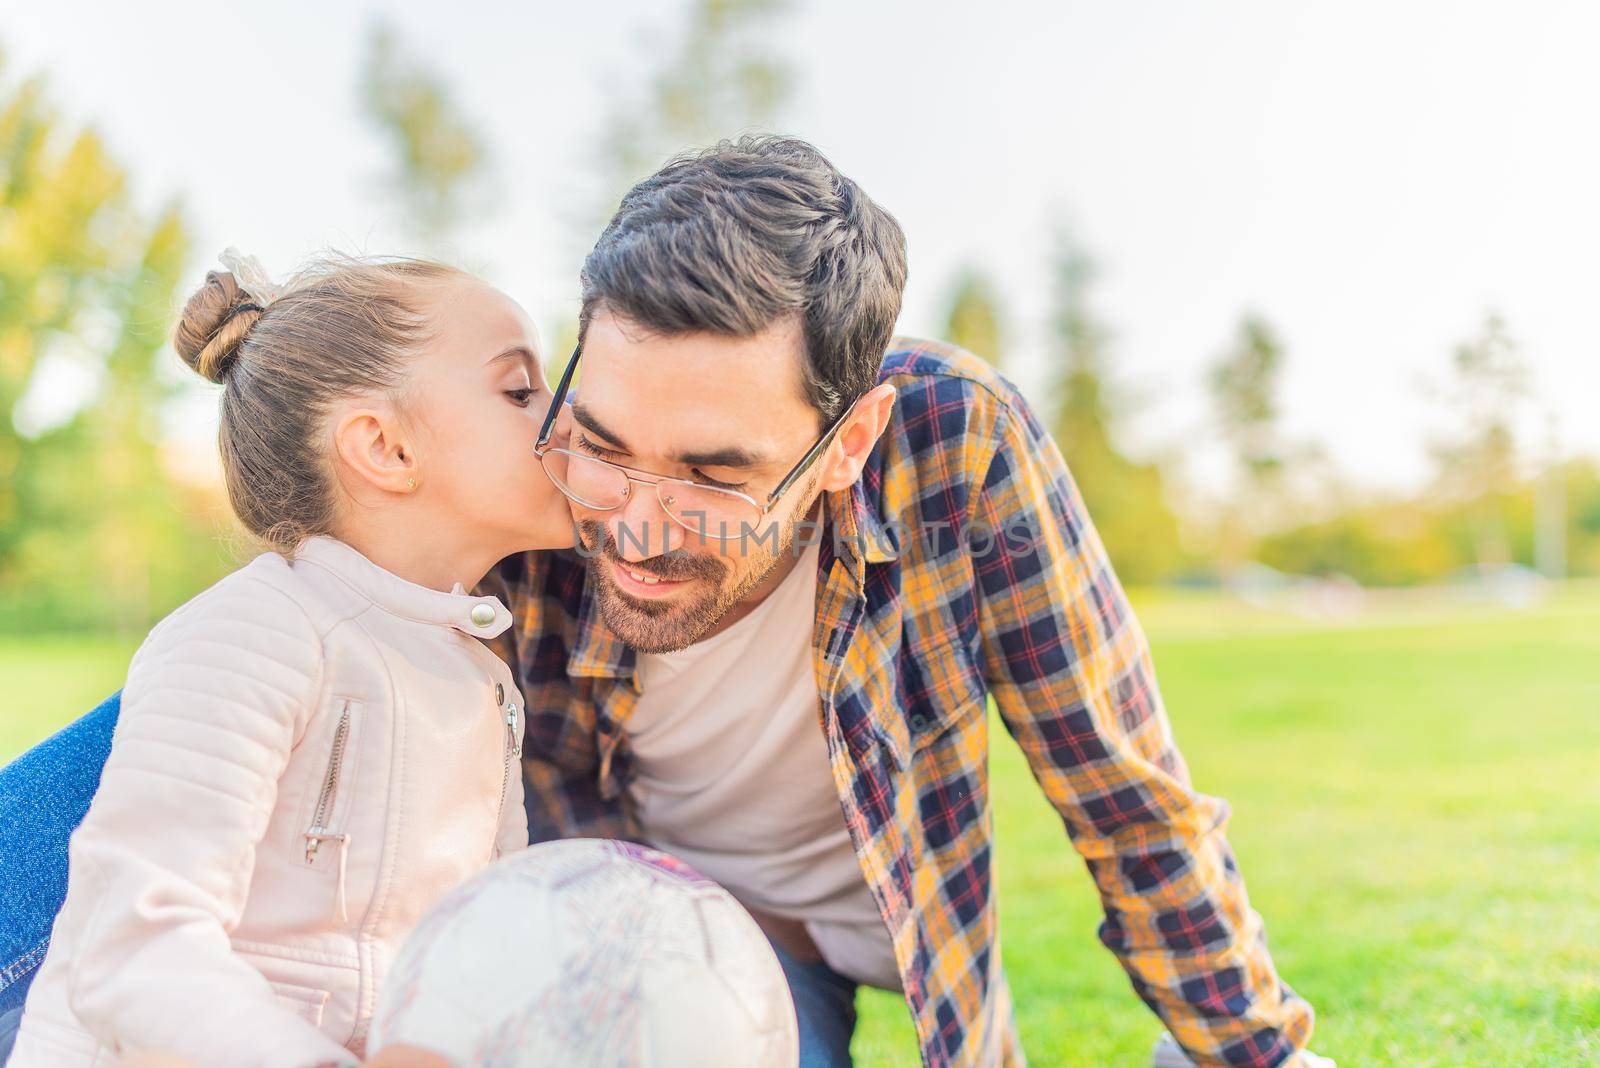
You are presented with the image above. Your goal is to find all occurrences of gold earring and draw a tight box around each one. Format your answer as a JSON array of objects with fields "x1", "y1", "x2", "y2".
[{"x1": 405, "y1": 477, "x2": 418, "y2": 492}]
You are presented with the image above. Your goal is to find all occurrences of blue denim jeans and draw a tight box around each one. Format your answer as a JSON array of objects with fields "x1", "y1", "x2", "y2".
[
  {"x1": 768, "y1": 941, "x2": 859, "y2": 1068},
  {"x1": 0, "y1": 693, "x2": 121, "y2": 1024}
]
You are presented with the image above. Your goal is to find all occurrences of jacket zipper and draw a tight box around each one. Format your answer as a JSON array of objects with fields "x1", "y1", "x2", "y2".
[
  {"x1": 496, "y1": 701, "x2": 519, "y2": 833},
  {"x1": 305, "y1": 701, "x2": 355, "y2": 922},
  {"x1": 305, "y1": 702, "x2": 352, "y2": 864}
]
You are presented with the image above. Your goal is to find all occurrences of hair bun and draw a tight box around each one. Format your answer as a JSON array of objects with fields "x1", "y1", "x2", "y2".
[{"x1": 174, "y1": 270, "x2": 263, "y2": 384}]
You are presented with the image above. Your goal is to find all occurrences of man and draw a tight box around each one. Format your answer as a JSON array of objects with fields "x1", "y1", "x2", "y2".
[
  {"x1": 479, "y1": 136, "x2": 1319, "y2": 1067},
  {"x1": 0, "y1": 137, "x2": 1323, "y2": 1068}
]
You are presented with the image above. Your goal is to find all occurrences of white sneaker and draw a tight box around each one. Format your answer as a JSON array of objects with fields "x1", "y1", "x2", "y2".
[
  {"x1": 1150, "y1": 1034, "x2": 1196, "y2": 1068},
  {"x1": 1151, "y1": 1034, "x2": 1335, "y2": 1068}
]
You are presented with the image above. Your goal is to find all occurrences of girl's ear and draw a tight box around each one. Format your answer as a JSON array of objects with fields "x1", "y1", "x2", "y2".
[
  {"x1": 816, "y1": 383, "x2": 897, "y2": 493},
  {"x1": 332, "y1": 405, "x2": 420, "y2": 496}
]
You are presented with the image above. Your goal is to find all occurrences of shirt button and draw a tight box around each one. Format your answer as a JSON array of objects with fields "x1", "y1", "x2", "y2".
[
  {"x1": 470, "y1": 603, "x2": 496, "y2": 627},
  {"x1": 910, "y1": 713, "x2": 929, "y2": 731},
  {"x1": 495, "y1": 683, "x2": 505, "y2": 705}
]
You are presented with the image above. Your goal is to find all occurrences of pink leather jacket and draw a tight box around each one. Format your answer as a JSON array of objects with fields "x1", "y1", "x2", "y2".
[{"x1": 10, "y1": 537, "x2": 529, "y2": 1067}]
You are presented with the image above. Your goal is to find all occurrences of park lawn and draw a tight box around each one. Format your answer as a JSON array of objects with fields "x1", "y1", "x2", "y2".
[
  {"x1": 4, "y1": 589, "x2": 1598, "y2": 1065},
  {"x1": 853, "y1": 587, "x2": 1600, "y2": 1065},
  {"x1": 1, "y1": 634, "x2": 139, "y2": 759}
]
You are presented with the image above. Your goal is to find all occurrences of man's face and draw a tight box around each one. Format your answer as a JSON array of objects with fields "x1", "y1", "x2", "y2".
[{"x1": 565, "y1": 310, "x2": 830, "y2": 653}]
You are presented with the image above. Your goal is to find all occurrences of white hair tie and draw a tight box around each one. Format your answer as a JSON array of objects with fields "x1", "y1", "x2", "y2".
[{"x1": 218, "y1": 247, "x2": 284, "y2": 306}]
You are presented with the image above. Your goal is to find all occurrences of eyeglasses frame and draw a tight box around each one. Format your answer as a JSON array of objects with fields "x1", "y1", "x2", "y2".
[{"x1": 532, "y1": 343, "x2": 856, "y2": 536}]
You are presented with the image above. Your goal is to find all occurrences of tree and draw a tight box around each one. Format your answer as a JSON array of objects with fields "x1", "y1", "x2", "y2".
[
  {"x1": 1205, "y1": 312, "x2": 1292, "y2": 568},
  {"x1": 1, "y1": 61, "x2": 119, "y2": 574},
  {"x1": 550, "y1": 0, "x2": 793, "y2": 384},
  {"x1": 0, "y1": 48, "x2": 220, "y2": 631},
  {"x1": 360, "y1": 23, "x2": 492, "y2": 250},
  {"x1": 941, "y1": 266, "x2": 1005, "y2": 367},
  {"x1": 1209, "y1": 313, "x2": 1287, "y2": 493},
  {"x1": 1430, "y1": 311, "x2": 1531, "y2": 566},
  {"x1": 591, "y1": 0, "x2": 793, "y2": 229},
  {"x1": 1043, "y1": 225, "x2": 1182, "y2": 584}
]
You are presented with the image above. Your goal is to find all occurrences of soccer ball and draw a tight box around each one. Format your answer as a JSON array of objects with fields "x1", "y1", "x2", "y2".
[{"x1": 369, "y1": 838, "x2": 798, "y2": 1067}]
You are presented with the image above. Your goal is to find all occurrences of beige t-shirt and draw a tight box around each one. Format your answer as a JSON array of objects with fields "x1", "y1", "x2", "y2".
[{"x1": 625, "y1": 537, "x2": 900, "y2": 990}]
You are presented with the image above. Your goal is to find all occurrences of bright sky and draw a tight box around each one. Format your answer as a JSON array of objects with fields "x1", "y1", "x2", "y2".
[{"x1": 8, "y1": 0, "x2": 1598, "y2": 491}]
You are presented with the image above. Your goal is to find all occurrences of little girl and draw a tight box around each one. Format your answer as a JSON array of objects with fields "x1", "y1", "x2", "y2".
[{"x1": 8, "y1": 253, "x2": 571, "y2": 1067}]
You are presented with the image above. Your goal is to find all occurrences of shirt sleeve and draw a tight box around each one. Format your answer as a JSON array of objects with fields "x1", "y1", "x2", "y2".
[
  {"x1": 968, "y1": 382, "x2": 1315, "y2": 1067},
  {"x1": 59, "y1": 575, "x2": 355, "y2": 1068}
]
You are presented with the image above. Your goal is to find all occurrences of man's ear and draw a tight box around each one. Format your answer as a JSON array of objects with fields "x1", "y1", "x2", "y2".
[
  {"x1": 332, "y1": 406, "x2": 419, "y2": 497},
  {"x1": 817, "y1": 383, "x2": 897, "y2": 493}
]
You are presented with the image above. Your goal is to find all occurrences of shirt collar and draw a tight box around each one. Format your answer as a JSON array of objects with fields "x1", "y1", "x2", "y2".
[
  {"x1": 293, "y1": 536, "x2": 512, "y2": 639},
  {"x1": 825, "y1": 478, "x2": 900, "y2": 595},
  {"x1": 565, "y1": 574, "x2": 637, "y2": 682}
]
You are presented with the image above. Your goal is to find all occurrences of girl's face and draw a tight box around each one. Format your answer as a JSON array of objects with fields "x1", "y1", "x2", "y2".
[{"x1": 402, "y1": 275, "x2": 574, "y2": 558}]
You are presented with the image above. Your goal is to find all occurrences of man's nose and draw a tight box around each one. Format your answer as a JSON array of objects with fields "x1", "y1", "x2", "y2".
[{"x1": 607, "y1": 483, "x2": 685, "y2": 562}]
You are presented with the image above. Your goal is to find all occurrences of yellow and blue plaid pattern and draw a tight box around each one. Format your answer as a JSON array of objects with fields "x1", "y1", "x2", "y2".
[{"x1": 481, "y1": 339, "x2": 1313, "y2": 1066}]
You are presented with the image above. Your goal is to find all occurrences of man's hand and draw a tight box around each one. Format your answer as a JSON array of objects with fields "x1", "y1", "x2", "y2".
[{"x1": 363, "y1": 1044, "x2": 456, "y2": 1068}]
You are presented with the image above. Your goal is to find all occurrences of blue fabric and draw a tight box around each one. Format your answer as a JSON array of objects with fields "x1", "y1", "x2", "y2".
[
  {"x1": 0, "y1": 692, "x2": 121, "y2": 1017},
  {"x1": 768, "y1": 941, "x2": 859, "y2": 1068},
  {"x1": 0, "y1": 1005, "x2": 21, "y2": 1064}
]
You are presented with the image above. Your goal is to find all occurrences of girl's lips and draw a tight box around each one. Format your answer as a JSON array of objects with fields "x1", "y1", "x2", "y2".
[{"x1": 610, "y1": 558, "x2": 690, "y2": 599}]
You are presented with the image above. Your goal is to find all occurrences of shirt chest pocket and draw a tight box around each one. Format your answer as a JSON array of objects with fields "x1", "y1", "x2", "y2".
[{"x1": 873, "y1": 632, "x2": 987, "y2": 772}]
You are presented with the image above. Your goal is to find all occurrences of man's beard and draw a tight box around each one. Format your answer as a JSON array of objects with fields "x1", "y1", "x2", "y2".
[{"x1": 578, "y1": 509, "x2": 813, "y2": 655}]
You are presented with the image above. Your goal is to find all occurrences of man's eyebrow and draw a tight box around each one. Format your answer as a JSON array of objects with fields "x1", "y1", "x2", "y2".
[
  {"x1": 669, "y1": 444, "x2": 768, "y2": 469},
  {"x1": 571, "y1": 403, "x2": 631, "y2": 451},
  {"x1": 571, "y1": 403, "x2": 770, "y2": 469}
]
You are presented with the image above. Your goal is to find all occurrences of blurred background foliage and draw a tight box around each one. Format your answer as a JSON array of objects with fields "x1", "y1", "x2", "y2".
[
  {"x1": 0, "y1": 48, "x2": 231, "y2": 631},
  {"x1": 2, "y1": 0, "x2": 1598, "y2": 637},
  {"x1": 3, "y1": 7, "x2": 1597, "y2": 1063}
]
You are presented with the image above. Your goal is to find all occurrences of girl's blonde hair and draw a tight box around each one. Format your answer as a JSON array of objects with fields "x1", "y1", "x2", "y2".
[{"x1": 173, "y1": 256, "x2": 463, "y2": 554}]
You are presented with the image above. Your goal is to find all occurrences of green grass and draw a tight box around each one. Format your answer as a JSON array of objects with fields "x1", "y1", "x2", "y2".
[
  {"x1": 851, "y1": 586, "x2": 1600, "y2": 1065},
  {"x1": 4, "y1": 590, "x2": 1597, "y2": 1065},
  {"x1": 0, "y1": 635, "x2": 139, "y2": 759}
]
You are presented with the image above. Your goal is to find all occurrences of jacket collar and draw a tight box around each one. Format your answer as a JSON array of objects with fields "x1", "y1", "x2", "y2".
[{"x1": 293, "y1": 536, "x2": 513, "y2": 640}]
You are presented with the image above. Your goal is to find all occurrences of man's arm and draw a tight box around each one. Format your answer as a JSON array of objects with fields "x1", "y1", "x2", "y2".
[{"x1": 967, "y1": 380, "x2": 1314, "y2": 1067}]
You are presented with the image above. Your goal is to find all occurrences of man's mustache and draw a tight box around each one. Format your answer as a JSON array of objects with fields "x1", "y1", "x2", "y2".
[{"x1": 576, "y1": 520, "x2": 728, "y2": 583}]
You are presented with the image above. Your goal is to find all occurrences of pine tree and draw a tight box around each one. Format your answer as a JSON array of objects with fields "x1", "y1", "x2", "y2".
[
  {"x1": 1043, "y1": 225, "x2": 1182, "y2": 584},
  {"x1": 941, "y1": 267, "x2": 1004, "y2": 367}
]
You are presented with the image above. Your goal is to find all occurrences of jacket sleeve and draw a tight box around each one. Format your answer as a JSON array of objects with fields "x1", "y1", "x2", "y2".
[
  {"x1": 59, "y1": 573, "x2": 355, "y2": 1068},
  {"x1": 968, "y1": 382, "x2": 1315, "y2": 1067}
]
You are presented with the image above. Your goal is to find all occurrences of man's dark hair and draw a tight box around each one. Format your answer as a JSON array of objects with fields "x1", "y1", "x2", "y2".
[{"x1": 580, "y1": 134, "x2": 909, "y2": 425}]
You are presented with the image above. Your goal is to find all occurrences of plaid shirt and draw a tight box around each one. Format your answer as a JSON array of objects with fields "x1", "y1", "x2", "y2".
[{"x1": 481, "y1": 339, "x2": 1313, "y2": 1067}]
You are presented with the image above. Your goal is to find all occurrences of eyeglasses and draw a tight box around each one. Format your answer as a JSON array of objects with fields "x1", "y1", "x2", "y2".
[{"x1": 533, "y1": 343, "x2": 855, "y2": 542}]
